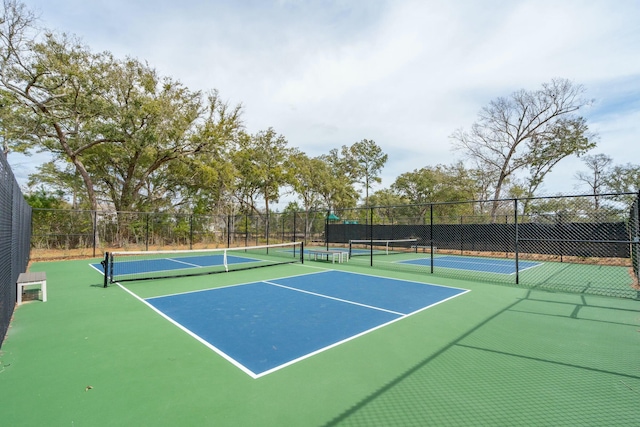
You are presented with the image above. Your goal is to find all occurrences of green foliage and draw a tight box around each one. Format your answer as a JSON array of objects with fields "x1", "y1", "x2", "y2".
[
  {"x1": 604, "y1": 163, "x2": 640, "y2": 205},
  {"x1": 348, "y1": 139, "x2": 388, "y2": 206},
  {"x1": 233, "y1": 128, "x2": 290, "y2": 216},
  {"x1": 24, "y1": 188, "x2": 67, "y2": 209}
]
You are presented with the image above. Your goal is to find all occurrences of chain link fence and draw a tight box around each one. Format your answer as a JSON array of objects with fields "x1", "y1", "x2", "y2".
[
  {"x1": 30, "y1": 209, "x2": 328, "y2": 258},
  {"x1": 29, "y1": 192, "x2": 640, "y2": 299},
  {"x1": 0, "y1": 154, "x2": 32, "y2": 348},
  {"x1": 325, "y1": 193, "x2": 639, "y2": 299}
]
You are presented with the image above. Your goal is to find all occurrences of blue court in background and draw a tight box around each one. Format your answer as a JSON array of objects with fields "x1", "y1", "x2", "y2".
[
  {"x1": 399, "y1": 255, "x2": 540, "y2": 274},
  {"x1": 144, "y1": 270, "x2": 468, "y2": 378}
]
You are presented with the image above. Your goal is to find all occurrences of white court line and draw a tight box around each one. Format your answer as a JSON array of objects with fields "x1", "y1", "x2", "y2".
[
  {"x1": 263, "y1": 280, "x2": 407, "y2": 316},
  {"x1": 116, "y1": 282, "x2": 259, "y2": 378},
  {"x1": 167, "y1": 257, "x2": 203, "y2": 268},
  {"x1": 118, "y1": 269, "x2": 470, "y2": 379},
  {"x1": 255, "y1": 280, "x2": 470, "y2": 378}
]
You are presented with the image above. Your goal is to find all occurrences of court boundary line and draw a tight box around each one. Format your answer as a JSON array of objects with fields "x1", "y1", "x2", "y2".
[
  {"x1": 116, "y1": 282, "x2": 259, "y2": 378},
  {"x1": 118, "y1": 270, "x2": 470, "y2": 379},
  {"x1": 141, "y1": 268, "x2": 338, "y2": 300},
  {"x1": 391, "y1": 254, "x2": 542, "y2": 275},
  {"x1": 255, "y1": 280, "x2": 469, "y2": 378},
  {"x1": 104, "y1": 254, "x2": 268, "y2": 281},
  {"x1": 264, "y1": 280, "x2": 407, "y2": 316}
]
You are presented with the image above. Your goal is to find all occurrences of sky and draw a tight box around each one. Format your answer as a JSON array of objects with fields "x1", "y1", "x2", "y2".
[{"x1": 7, "y1": 0, "x2": 640, "y2": 203}]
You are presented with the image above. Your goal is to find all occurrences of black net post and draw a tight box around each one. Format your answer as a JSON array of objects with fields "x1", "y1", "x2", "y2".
[{"x1": 102, "y1": 252, "x2": 109, "y2": 287}]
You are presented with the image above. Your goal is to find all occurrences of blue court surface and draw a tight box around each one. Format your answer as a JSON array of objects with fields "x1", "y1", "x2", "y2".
[
  {"x1": 399, "y1": 255, "x2": 541, "y2": 274},
  {"x1": 91, "y1": 254, "x2": 260, "y2": 276},
  {"x1": 140, "y1": 270, "x2": 468, "y2": 378}
]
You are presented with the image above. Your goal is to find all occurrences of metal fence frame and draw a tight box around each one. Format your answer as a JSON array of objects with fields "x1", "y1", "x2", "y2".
[
  {"x1": 325, "y1": 192, "x2": 640, "y2": 299},
  {"x1": 27, "y1": 191, "x2": 640, "y2": 299}
]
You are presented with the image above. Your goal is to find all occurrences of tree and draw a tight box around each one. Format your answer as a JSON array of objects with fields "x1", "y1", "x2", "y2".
[
  {"x1": 233, "y1": 128, "x2": 290, "y2": 216},
  {"x1": 451, "y1": 78, "x2": 595, "y2": 220},
  {"x1": 1, "y1": 2, "x2": 243, "y2": 213},
  {"x1": 0, "y1": 1, "x2": 38, "y2": 154},
  {"x1": 285, "y1": 151, "x2": 330, "y2": 236},
  {"x1": 348, "y1": 139, "x2": 388, "y2": 207},
  {"x1": 391, "y1": 163, "x2": 478, "y2": 220},
  {"x1": 604, "y1": 163, "x2": 640, "y2": 205},
  {"x1": 1, "y1": 15, "x2": 118, "y2": 210},
  {"x1": 287, "y1": 151, "x2": 328, "y2": 212},
  {"x1": 318, "y1": 148, "x2": 359, "y2": 211},
  {"x1": 23, "y1": 187, "x2": 68, "y2": 209},
  {"x1": 28, "y1": 161, "x2": 85, "y2": 208},
  {"x1": 574, "y1": 153, "x2": 612, "y2": 210},
  {"x1": 524, "y1": 116, "x2": 595, "y2": 197}
]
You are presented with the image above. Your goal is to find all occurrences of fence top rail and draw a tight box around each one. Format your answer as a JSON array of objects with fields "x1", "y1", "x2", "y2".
[{"x1": 30, "y1": 191, "x2": 639, "y2": 217}]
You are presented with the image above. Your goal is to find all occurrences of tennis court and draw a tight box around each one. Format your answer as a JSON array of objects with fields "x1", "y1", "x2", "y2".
[
  {"x1": 399, "y1": 254, "x2": 541, "y2": 274},
  {"x1": 2, "y1": 246, "x2": 639, "y2": 426},
  {"x1": 135, "y1": 270, "x2": 467, "y2": 377}
]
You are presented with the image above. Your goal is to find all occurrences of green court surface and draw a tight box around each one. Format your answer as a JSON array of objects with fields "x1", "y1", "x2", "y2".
[{"x1": 1, "y1": 258, "x2": 639, "y2": 426}]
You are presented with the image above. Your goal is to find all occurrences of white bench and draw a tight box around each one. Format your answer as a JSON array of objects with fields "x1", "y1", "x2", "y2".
[
  {"x1": 17, "y1": 272, "x2": 47, "y2": 305},
  {"x1": 307, "y1": 249, "x2": 349, "y2": 263}
]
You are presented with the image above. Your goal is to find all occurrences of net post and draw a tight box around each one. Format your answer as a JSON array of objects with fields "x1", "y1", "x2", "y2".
[
  {"x1": 300, "y1": 241, "x2": 304, "y2": 264},
  {"x1": 102, "y1": 252, "x2": 109, "y2": 287}
]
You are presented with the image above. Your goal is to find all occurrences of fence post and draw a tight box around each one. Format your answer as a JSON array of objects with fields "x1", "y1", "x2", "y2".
[
  {"x1": 459, "y1": 215, "x2": 464, "y2": 255},
  {"x1": 325, "y1": 210, "x2": 330, "y2": 251},
  {"x1": 92, "y1": 210, "x2": 97, "y2": 258},
  {"x1": 633, "y1": 191, "x2": 640, "y2": 296},
  {"x1": 430, "y1": 204, "x2": 434, "y2": 274},
  {"x1": 266, "y1": 213, "x2": 270, "y2": 246},
  {"x1": 189, "y1": 214, "x2": 193, "y2": 250},
  {"x1": 370, "y1": 207, "x2": 374, "y2": 267},
  {"x1": 293, "y1": 212, "x2": 296, "y2": 243},
  {"x1": 244, "y1": 215, "x2": 248, "y2": 247},
  {"x1": 514, "y1": 198, "x2": 520, "y2": 285},
  {"x1": 145, "y1": 213, "x2": 149, "y2": 251}
]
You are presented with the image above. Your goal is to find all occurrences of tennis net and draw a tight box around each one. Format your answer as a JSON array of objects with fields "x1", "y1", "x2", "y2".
[
  {"x1": 348, "y1": 238, "x2": 418, "y2": 257},
  {"x1": 103, "y1": 241, "x2": 303, "y2": 286}
]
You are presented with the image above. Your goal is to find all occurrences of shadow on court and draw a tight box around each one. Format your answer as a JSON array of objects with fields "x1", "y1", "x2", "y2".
[{"x1": 324, "y1": 291, "x2": 640, "y2": 426}]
